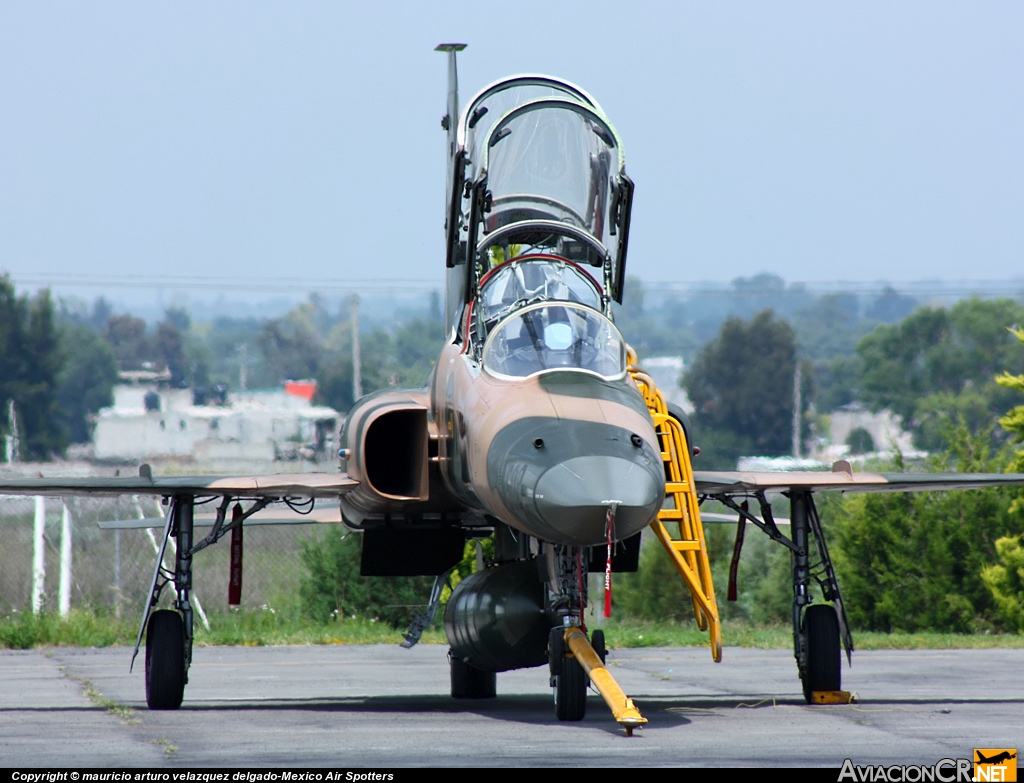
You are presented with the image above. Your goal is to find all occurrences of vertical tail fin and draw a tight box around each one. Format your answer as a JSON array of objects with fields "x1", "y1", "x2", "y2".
[{"x1": 435, "y1": 43, "x2": 467, "y2": 223}]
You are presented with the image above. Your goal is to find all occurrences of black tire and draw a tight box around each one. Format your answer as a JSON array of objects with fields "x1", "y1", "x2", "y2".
[
  {"x1": 450, "y1": 652, "x2": 496, "y2": 699},
  {"x1": 145, "y1": 610, "x2": 185, "y2": 710},
  {"x1": 550, "y1": 628, "x2": 587, "y2": 721},
  {"x1": 802, "y1": 604, "x2": 841, "y2": 703},
  {"x1": 591, "y1": 629, "x2": 607, "y2": 665}
]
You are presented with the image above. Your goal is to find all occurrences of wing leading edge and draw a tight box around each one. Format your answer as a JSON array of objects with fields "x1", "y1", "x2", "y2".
[
  {"x1": 0, "y1": 471, "x2": 358, "y2": 499},
  {"x1": 693, "y1": 468, "x2": 1024, "y2": 496}
]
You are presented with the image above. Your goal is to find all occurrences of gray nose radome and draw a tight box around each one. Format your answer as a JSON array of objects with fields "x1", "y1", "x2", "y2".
[{"x1": 533, "y1": 455, "x2": 663, "y2": 545}]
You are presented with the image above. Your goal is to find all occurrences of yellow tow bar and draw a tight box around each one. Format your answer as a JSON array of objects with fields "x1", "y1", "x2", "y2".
[{"x1": 564, "y1": 627, "x2": 647, "y2": 736}]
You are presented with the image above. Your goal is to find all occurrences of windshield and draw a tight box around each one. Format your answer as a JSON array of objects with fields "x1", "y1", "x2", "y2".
[
  {"x1": 478, "y1": 258, "x2": 601, "y2": 328},
  {"x1": 482, "y1": 302, "x2": 626, "y2": 380}
]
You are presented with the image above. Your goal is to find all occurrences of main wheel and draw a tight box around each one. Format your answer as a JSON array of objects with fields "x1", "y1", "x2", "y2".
[
  {"x1": 449, "y1": 652, "x2": 496, "y2": 699},
  {"x1": 145, "y1": 609, "x2": 185, "y2": 709},
  {"x1": 550, "y1": 628, "x2": 587, "y2": 721},
  {"x1": 802, "y1": 604, "x2": 841, "y2": 703}
]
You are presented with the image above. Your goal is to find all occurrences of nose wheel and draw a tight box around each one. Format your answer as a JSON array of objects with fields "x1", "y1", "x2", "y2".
[{"x1": 550, "y1": 627, "x2": 587, "y2": 721}]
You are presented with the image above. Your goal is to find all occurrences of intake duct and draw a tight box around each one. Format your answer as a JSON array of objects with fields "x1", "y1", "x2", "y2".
[{"x1": 350, "y1": 403, "x2": 429, "y2": 501}]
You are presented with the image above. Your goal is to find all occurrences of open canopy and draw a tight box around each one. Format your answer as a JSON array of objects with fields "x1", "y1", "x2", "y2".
[{"x1": 445, "y1": 75, "x2": 633, "y2": 305}]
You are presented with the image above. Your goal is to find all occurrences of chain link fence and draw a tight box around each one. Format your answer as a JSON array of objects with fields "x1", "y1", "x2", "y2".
[{"x1": 0, "y1": 495, "x2": 315, "y2": 619}]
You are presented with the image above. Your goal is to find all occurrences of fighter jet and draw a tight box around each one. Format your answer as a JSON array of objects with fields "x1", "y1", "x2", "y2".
[{"x1": 4, "y1": 45, "x2": 1024, "y2": 731}]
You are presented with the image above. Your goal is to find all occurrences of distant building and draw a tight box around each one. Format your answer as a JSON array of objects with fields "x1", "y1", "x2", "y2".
[
  {"x1": 92, "y1": 372, "x2": 339, "y2": 464},
  {"x1": 737, "y1": 403, "x2": 921, "y2": 471},
  {"x1": 827, "y1": 403, "x2": 916, "y2": 458},
  {"x1": 639, "y1": 356, "x2": 693, "y2": 413}
]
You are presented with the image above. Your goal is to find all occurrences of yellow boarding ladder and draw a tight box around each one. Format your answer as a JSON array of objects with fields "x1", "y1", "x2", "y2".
[{"x1": 628, "y1": 355, "x2": 722, "y2": 663}]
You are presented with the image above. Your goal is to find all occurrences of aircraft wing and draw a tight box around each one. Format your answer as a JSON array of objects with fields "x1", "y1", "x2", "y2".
[
  {"x1": 693, "y1": 468, "x2": 1024, "y2": 496},
  {"x1": 0, "y1": 471, "x2": 357, "y2": 499}
]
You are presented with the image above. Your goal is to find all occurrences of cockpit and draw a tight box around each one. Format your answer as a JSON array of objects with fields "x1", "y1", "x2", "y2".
[
  {"x1": 471, "y1": 256, "x2": 626, "y2": 381},
  {"x1": 482, "y1": 301, "x2": 626, "y2": 380},
  {"x1": 478, "y1": 257, "x2": 602, "y2": 329},
  {"x1": 444, "y1": 75, "x2": 634, "y2": 322},
  {"x1": 444, "y1": 74, "x2": 635, "y2": 379}
]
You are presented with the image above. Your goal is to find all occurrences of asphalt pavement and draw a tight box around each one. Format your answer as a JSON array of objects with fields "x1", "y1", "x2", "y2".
[{"x1": 1, "y1": 643, "x2": 1020, "y2": 767}]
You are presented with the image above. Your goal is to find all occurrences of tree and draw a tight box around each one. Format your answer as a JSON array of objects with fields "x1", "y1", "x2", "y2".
[
  {"x1": 996, "y1": 324, "x2": 1024, "y2": 476},
  {"x1": 104, "y1": 314, "x2": 150, "y2": 370},
  {"x1": 56, "y1": 325, "x2": 118, "y2": 443},
  {"x1": 0, "y1": 278, "x2": 65, "y2": 459},
  {"x1": 857, "y1": 297, "x2": 1024, "y2": 450},
  {"x1": 980, "y1": 324, "x2": 1024, "y2": 630},
  {"x1": 153, "y1": 318, "x2": 187, "y2": 386},
  {"x1": 865, "y1": 286, "x2": 917, "y2": 323},
  {"x1": 684, "y1": 309, "x2": 811, "y2": 467},
  {"x1": 258, "y1": 302, "x2": 326, "y2": 384},
  {"x1": 614, "y1": 524, "x2": 791, "y2": 625},
  {"x1": 831, "y1": 423, "x2": 1021, "y2": 633}
]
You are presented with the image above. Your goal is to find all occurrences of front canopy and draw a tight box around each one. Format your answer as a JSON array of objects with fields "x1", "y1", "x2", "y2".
[{"x1": 482, "y1": 301, "x2": 626, "y2": 380}]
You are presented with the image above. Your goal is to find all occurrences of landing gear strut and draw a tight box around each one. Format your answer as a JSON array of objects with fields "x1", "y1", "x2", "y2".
[
  {"x1": 546, "y1": 544, "x2": 590, "y2": 721},
  {"x1": 134, "y1": 495, "x2": 196, "y2": 710},
  {"x1": 717, "y1": 489, "x2": 853, "y2": 702},
  {"x1": 790, "y1": 491, "x2": 850, "y2": 702}
]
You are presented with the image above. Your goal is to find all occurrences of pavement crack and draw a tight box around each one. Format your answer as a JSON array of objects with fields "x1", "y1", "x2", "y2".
[{"x1": 63, "y1": 670, "x2": 141, "y2": 725}]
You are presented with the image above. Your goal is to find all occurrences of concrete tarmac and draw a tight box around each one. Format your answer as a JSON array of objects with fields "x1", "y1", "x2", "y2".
[{"x1": 1, "y1": 644, "x2": 1020, "y2": 768}]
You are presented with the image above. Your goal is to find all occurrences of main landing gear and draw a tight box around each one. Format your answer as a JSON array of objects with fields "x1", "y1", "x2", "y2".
[
  {"x1": 133, "y1": 495, "x2": 197, "y2": 710},
  {"x1": 449, "y1": 652, "x2": 497, "y2": 699},
  {"x1": 718, "y1": 488, "x2": 852, "y2": 703}
]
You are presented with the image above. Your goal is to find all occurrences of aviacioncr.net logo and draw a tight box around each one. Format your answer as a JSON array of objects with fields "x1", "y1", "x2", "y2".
[
  {"x1": 974, "y1": 749, "x2": 1017, "y2": 782},
  {"x1": 838, "y1": 758, "x2": 973, "y2": 782}
]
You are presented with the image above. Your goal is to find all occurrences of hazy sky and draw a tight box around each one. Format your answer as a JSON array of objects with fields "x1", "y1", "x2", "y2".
[{"x1": 1, "y1": 2, "x2": 1022, "y2": 307}]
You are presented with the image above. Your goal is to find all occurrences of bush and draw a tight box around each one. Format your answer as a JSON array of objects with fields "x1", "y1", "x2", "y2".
[
  {"x1": 298, "y1": 530, "x2": 435, "y2": 629},
  {"x1": 831, "y1": 426, "x2": 1022, "y2": 633},
  {"x1": 611, "y1": 521, "x2": 791, "y2": 626}
]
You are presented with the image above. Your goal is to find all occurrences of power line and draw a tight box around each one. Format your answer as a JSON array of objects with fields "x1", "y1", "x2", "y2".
[{"x1": 7, "y1": 271, "x2": 1024, "y2": 298}]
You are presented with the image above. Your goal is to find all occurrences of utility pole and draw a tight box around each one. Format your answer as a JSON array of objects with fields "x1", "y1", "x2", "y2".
[
  {"x1": 6, "y1": 400, "x2": 18, "y2": 463},
  {"x1": 237, "y1": 343, "x2": 249, "y2": 392},
  {"x1": 792, "y1": 361, "x2": 802, "y2": 459},
  {"x1": 352, "y1": 294, "x2": 362, "y2": 401},
  {"x1": 32, "y1": 497, "x2": 45, "y2": 614}
]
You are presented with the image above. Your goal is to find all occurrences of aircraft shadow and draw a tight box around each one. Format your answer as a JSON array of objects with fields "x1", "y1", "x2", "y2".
[{"x1": 177, "y1": 693, "x2": 692, "y2": 733}]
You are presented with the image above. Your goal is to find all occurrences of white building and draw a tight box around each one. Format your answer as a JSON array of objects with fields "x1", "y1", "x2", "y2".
[
  {"x1": 92, "y1": 374, "x2": 339, "y2": 465},
  {"x1": 639, "y1": 356, "x2": 693, "y2": 413}
]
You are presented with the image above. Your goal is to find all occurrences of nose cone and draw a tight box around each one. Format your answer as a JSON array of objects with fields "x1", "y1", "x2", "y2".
[
  {"x1": 533, "y1": 455, "x2": 663, "y2": 544},
  {"x1": 487, "y1": 417, "x2": 665, "y2": 546}
]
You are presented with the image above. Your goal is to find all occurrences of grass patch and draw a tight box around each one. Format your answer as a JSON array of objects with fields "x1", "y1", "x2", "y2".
[
  {"x1": 152, "y1": 738, "x2": 177, "y2": 757},
  {"x1": 599, "y1": 618, "x2": 790, "y2": 649},
  {"x1": 3, "y1": 609, "x2": 1020, "y2": 651},
  {"x1": 63, "y1": 671, "x2": 139, "y2": 724},
  {"x1": 193, "y1": 606, "x2": 447, "y2": 646},
  {"x1": 0, "y1": 609, "x2": 137, "y2": 649},
  {"x1": 0, "y1": 606, "x2": 444, "y2": 649},
  {"x1": 853, "y1": 631, "x2": 1024, "y2": 650},
  {"x1": 596, "y1": 618, "x2": 1023, "y2": 650}
]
